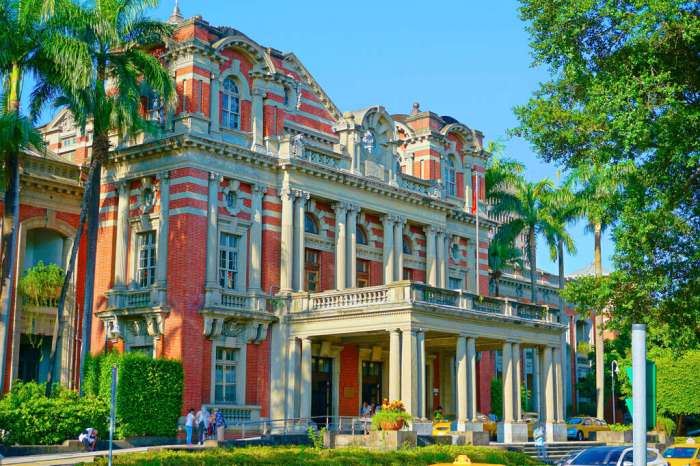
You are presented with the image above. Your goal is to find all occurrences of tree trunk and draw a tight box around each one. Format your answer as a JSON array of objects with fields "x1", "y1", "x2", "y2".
[
  {"x1": 0, "y1": 64, "x2": 24, "y2": 392},
  {"x1": 593, "y1": 222, "x2": 605, "y2": 420},
  {"x1": 78, "y1": 132, "x2": 109, "y2": 394},
  {"x1": 44, "y1": 153, "x2": 100, "y2": 396},
  {"x1": 528, "y1": 227, "x2": 537, "y2": 303}
]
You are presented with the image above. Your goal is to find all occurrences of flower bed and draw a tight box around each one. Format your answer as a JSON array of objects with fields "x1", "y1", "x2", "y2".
[{"x1": 370, "y1": 399, "x2": 413, "y2": 431}]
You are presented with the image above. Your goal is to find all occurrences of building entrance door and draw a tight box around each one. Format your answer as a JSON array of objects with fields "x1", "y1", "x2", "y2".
[
  {"x1": 362, "y1": 361, "x2": 383, "y2": 408},
  {"x1": 311, "y1": 357, "x2": 333, "y2": 424}
]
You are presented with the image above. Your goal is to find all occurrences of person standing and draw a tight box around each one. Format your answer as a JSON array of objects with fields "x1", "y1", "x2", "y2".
[
  {"x1": 534, "y1": 422, "x2": 547, "y2": 462},
  {"x1": 215, "y1": 409, "x2": 227, "y2": 442},
  {"x1": 198, "y1": 406, "x2": 210, "y2": 444},
  {"x1": 185, "y1": 408, "x2": 195, "y2": 446}
]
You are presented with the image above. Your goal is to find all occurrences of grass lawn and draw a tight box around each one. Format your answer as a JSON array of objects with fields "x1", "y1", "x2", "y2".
[{"x1": 88, "y1": 445, "x2": 544, "y2": 465}]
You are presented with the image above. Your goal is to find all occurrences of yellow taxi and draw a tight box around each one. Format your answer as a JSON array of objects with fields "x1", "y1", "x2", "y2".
[
  {"x1": 522, "y1": 412, "x2": 539, "y2": 439},
  {"x1": 430, "y1": 414, "x2": 497, "y2": 439},
  {"x1": 662, "y1": 439, "x2": 700, "y2": 466},
  {"x1": 430, "y1": 454, "x2": 505, "y2": 466},
  {"x1": 566, "y1": 416, "x2": 610, "y2": 440},
  {"x1": 432, "y1": 421, "x2": 452, "y2": 436}
]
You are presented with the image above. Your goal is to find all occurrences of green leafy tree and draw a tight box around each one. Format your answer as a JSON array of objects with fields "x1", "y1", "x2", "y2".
[
  {"x1": 0, "y1": 0, "x2": 89, "y2": 391},
  {"x1": 514, "y1": 0, "x2": 700, "y2": 351},
  {"x1": 488, "y1": 233, "x2": 524, "y2": 297},
  {"x1": 34, "y1": 0, "x2": 176, "y2": 395},
  {"x1": 490, "y1": 377, "x2": 503, "y2": 420}
]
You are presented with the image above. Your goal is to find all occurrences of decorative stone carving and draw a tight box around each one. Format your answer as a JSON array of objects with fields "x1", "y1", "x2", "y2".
[
  {"x1": 292, "y1": 133, "x2": 304, "y2": 158},
  {"x1": 202, "y1": 316, "x2": 270, "y2": 343},
  {"x1": 362, "y1": 130, "x2": 375, "y2": 155},
  {"x1": 222, "y1": 178, "x2": 243, "y2": 215},
  {"x1": 106, "y1": 318, "x2": 121, "y2": 340},
  {"x1": 137, "y1": 176, "x2": 157, "y2": 215}
]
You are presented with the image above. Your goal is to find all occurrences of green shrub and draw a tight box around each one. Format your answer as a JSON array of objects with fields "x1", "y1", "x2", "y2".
[
  {"x1": 656, "y1": 414, "x2": 675, "y2": 436},
  {"x1": 490, "y1": 378, "x2": 503, "y2": 420},
  {"x1": 0, "y1": 381, "x2": 108, "y2": 445},
  {"x1": 608, "y1": 423, "x2": 632, "y2": 432},
  {"x1": 88, "y1": 445, "x2": 544, "y2": 465},
  {"x1": 18, "y1": 261, "x2": 65, "y2": 306},
  {"x1": 84, "y1": 352, "x2": 183, "y2": 438}
]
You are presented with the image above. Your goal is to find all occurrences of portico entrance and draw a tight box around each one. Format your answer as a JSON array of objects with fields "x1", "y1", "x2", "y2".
[{"x1": 311, "y1": 356, "x2": 333, "y2": 423}]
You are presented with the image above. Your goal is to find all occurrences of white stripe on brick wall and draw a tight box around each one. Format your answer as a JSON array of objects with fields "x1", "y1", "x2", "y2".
[
  {"x1": 169, "y1": 207, "x2": 207, "y2": 217},
  {"x1": 99, "y1": 205, "x2": 117, "y2": 215},
  {"x1": 170, "y1": 191, "x2": 208, "y2": 203},
  {"x1": 262, "y1": 224, "x2": 281, "y2": 233},
  {"x1": 170, "y1": 175, "x2": 209, "y2": 188},
  {"x1": 99, "y1": 191, "x2": 117, "y2": 200},
  {"x1": 99, "y1": 220, "x2": 117, "y2": 228}
]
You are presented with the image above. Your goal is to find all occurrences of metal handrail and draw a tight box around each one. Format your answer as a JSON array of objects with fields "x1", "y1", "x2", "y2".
[{"x1": 215, "y1": 415, "x2": 381, "y2": 440}]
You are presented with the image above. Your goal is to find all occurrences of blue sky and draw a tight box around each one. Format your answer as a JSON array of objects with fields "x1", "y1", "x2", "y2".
[{"x1": 50, "y1": 0, "x2": 615, "y2": 275}]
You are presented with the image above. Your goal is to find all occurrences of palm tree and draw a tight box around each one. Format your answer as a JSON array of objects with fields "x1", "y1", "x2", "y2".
[
  {"x1": 567, "y1": 162, "x2": 627, "y2": 419},
  {"x1": 487, "y1": 232, "x2": 524, "y2": 297},
  {"x1": 32, "y1": 0, "x2": 175, "y2": 395},
  {"x1": 491, "y1": 178, "x2": 558, "y2": 304},
  {"x1": 0, "y1": 0, "x2": 89, "y2": 392}
]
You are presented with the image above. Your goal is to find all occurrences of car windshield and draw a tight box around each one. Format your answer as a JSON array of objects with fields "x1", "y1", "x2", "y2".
[
  {"x1": 568, "y1": 418, "x2": 583, "y2": 424},
  {"x1": 663, "y1": 447, "x2": 697, "y2": 459},
  {"x1": 571, "y1": 448, "x2": 623, "y2": 465}
]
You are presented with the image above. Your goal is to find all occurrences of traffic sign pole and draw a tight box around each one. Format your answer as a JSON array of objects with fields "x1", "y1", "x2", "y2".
[{"x1": 632, "y1": 324, "x2": 647, "y2": 466}]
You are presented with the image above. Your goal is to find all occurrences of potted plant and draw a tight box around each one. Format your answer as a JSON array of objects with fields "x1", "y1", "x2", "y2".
[
  {"x1": 18, "y1": 261, "x2": 65, "y2": 307},
  {"x1": 371, "y1": 399, "x2": 412, "y2": 431}
]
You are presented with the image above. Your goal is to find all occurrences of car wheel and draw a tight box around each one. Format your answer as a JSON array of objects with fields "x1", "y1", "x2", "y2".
[{"x1": 576, "y1": 430, "x2": 584, "y2": 441}]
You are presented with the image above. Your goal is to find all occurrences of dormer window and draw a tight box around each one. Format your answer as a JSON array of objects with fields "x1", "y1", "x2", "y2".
[
  {"x1": 446, "y1": 157, "x2": 456, "y2": 196},
  {"x1": 362, "y1": 130, "x2": 376, "y2": 154},
  {"x1": 222, "y1": 78, "x2": 240, "y2": 130}
]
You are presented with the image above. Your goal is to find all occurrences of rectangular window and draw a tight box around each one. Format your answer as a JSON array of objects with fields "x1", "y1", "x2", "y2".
[
  {"x1": 305, "y1": 249, "x2": 320, "y2": 291},
  {"x1": 448, "y1": 277, "x2": 462, "y2": 290},
  {"x1": 403, "y1": 268, "x2": 413, "y2": 281},
  {"x1": 136, "y1": 231, "x2": 156, "y2": 287},
  {"x1": 357, "y1": 259, "x2": 369, "y2": 288},
  {"x1": 214, "y1": 347, "x2": 238, "y2": 404},
  {"x1": 218, "y1": 232, "x2": 240, "y2": 289}
]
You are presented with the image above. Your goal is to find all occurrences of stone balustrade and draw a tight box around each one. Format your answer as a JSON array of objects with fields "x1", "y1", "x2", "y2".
[
  {"x1": 106, "y1": 288, "x2": 157, "y2": 310},
  {"x1": 289, "y1": 280, "x2": 556, "y2": 323}
]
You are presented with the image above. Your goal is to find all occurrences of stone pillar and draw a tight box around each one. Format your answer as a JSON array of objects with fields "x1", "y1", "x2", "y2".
[
  {"x1": 456, "y1": 336, "x2": 468, "y2": 430},
  {"x1": 533, "y1": 347, "x2": 542, "y2": 417},
  {"x1": 554, "y1": 346, "x2": 564, "y2": 423},
  {"x1": 543, "y1": 346, "x2": 555, "y2": 422},
  {"x1": 543, "y1": 345, "x2": 566, "y2": 441},
  {"x1": 382, "y1": 215, "x2": 394, "y2": 284},
  {"x1": 424, "y1": 226, "x2": 437, "y2": 286},
  {"x1": 502, "y1": 342, "x2": 514, "y2": 423},
  {"x1": 401, "y1": 329, "x2": 418, "y2": 415},
  {"x1": 466, "y1": 337, "x2": 478, "y2": 422},
  {"x1": 300, "y1": 338, "x2": 312, "y2": 420},
  {"x1": 269, "y1": 320, "x2": 287, "y2": 424},
  {"x1": 293, "y1": 191, "x2": 307, "y2": 292},
  {"x1": 155, "y1": 172, "x2": 169, "y2": 304},
  {"x1": 417, "y1": 330, "x2": 426, "y2": 418},
  {"x1": 393, "y1": 218, "x2": 405, "y2": 281},
  {"x1": 513, "y1": 343, "x2": 522, "y2": 421},
  {"x1": 286, "y1": 337, "x2": 299, "y2": 419},
  {"x1": 443, "y1": 234, "x2": 450, "y2": 287},
  {"x1": 334, "y1": 203, "x2": 347, "y2": 289},
  {"x1": 389, "y1": 329, "x2": 401, "y2": 402},
  {"x1": 205, "y1": 172, "x2": 220, "y2": 289},
  {"x1": 436, "y1": 230, "x2": 446, "y2": 288},
  {"x1": 347, "y1": 206, "x2": 358, "y2": 288},
  {"x1": 249, "y1": 184, "x2": 265, "y2": 291},
  {"x1": 251, "y1": 85, "x2": 265, "y2": 151},
  {"x1": 210, "y1": 76, "x2": 220, "y2": 133},
  {"x1": 113, "y1": 181, "x2": 130, "y2": 288},
  {"x1": 280, "y1": 188, "x2": 295, "y2": 293}
]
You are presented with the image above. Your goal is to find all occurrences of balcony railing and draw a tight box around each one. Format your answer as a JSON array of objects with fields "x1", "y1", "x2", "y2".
[
  {"x1": 290, "y1": 281, "x2": 557, "y2": 324},
  {"x1": 106, "y1": 287, "x2": 159, "y2": 310}
]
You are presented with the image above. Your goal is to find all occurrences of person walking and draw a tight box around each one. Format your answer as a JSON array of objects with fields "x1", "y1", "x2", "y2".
[
  {"x1": 185, "y1": 408, "x2": 195, "y2": 446},
  {"x1": 195, "y1": 407, "x2": 204, "y2": 445},
  {"x1": 215, "y1": 409, "x2": 227, "y2": 442},
  {"x1": 199, "y1": 406, "x2": 210, "y2": 444},
  {"x1": 534, "y1": 422, "x2": 547, "y2": 462}
]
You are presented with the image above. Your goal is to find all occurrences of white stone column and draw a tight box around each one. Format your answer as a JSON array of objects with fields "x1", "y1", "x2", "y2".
[
  {"x1": 543, "y1": 346, "x2": 555, "y2": 423},
  {"x1": 249, "y1": 184, "x2": 265, "y2": 291},
  {"x1": 251, "y1": 85, "x2": 265, "y2": 151},
  {"x1": 466, "y1": 337, "x2": 478, "y2": 421},
  {"x1": 382, "y1": 215, "x2": 394, "y2": 284},
  {"x1": 502, "y1": 342, "x2": 514, "y2": 423},
  {"x1": 210, "y1": 76, "x2": 220, "y2": 133},
  {"x1": 280, "y1": 187, "x2": 295, "y2": 293},
  {"x1": 443, "y1": 234, "x2": 450, "y2": 287},
  {"x1": 389, "y1": 329, "x2": 401, "y2": 402},
  {"x1": 554, "y1": 346, "x2": 564, "y2": 423},
  {"x1": 513, "y1": 343, "x2": 522, "y2": 421},
  {"x1": 393, "y1": 218, "x2": 405, "y2": 281},
  {"x1": 286, "y1": 337, "x2": 299, "y2": 419},
  {"x1": 113, "y1": 181, "x2": 130, "y2": 288},
  {"x1": 300, "y1": 337, "x2": 312, "y2": 420},
  {"x1": 347, "y1": 205, "x2": 358, "y2": 288},
  {"x1": 334, "y1": 203, "x2": 348, "y2": 289},
  {"x1": 456, "y1": 336, "x2": 468, "y2": 429},
  {"x1": 533, "y1": 347, "x2": 542, "y2": 417},
  {"x1": 417, "y1": 330, "x2": 426, "y2": 418},
  {"x1": 155, "y1": 173, "x2": 170, "y2": 305},
  {"x1": 436, "y1": 229, "x2": 446, "y2": 288},
  {"x1": 268, "y1": 320, "x2": 287, "y2": 424},
  {"x1": 205, "y1": 172, "x2": 220, "y2": 289},
  {"x1": 424, "y1": 226, "x2": 437, "y2": 286},
  {"x1": 401, "y1": 329, "x2": 418, "y2": 415},
  {"x1": 293, "y1": 191, "x2": 308, "y2": 292}
]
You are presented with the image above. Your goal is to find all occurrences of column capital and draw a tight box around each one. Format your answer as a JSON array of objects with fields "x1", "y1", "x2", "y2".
[
  {"x1": 293, "y1": 189, "x2": 310, "y2": 201},
  {"x1": 280, "y1": 186, "x2": 294, "y2": 201},
  {"x1": 117, "y1": 179, "x2": 130, "y2": 195},
  {"x1": 252, "y1": 87, "x2": 266, "y2": 97},
  {"x1": 155, "y1": 170, "x2": 170, "y2": 181},
  {"x1": 381, "y1": 213, "x2": 397, "y2": 224},
  {"x1": 333, "y1": 201, "x2": 350, "y2": 213},
  {"x1": 252, "y1": 183, "x2": 267, "y2": 196},
  {"x1": 423, "y1": 224, "x2": 437, "y2": 235}
]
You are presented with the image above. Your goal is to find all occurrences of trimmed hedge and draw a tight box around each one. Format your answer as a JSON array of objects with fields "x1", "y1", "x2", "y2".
[
  {"x1": 89, "y1": 445, "x2": 544, "y2": 465},
  {"x1": 0, "y1": 381, "x2": 108, "y2": 445},
  {"x1": 84, "y1": 352, "x2": 183, "y2": 438}
]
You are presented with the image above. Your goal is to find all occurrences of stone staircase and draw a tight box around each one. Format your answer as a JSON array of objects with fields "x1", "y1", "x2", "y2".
[{"x1": 504, "y1": 441, "x2": 604, "y2": 464}]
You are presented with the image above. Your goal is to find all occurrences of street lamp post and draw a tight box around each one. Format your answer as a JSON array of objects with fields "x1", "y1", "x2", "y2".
[{"x1": 611, "y1": 360, "x2": 619, "y2": 424}]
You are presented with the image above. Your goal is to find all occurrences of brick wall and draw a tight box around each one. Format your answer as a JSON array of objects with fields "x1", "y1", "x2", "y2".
[{"x1": 338, "y1": 344, "x2": 359, "y2": 416}]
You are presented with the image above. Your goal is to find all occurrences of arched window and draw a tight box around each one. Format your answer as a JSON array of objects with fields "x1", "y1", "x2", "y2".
[
  {"x1": 222, "y1": 78, "x2": 240, "y2": 130},
  {"x1": 304, "y1": 213, "x2": 319, "y2": 235},
  {"x1": 451, "y1": 243, "x2": 460, "y2": 260},
  {"x1": 446, "y1": 156, "x2": 456, "y2": 196},
  {"x1": 356, "y1": 225, "x2": 368, "y2": 245},
  {"x1": 402, "y1": 235, "x2": 412, "y2": 255}
]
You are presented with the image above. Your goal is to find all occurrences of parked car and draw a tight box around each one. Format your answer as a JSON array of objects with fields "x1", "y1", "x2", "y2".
[
  {"x1": 566, "y1": 446, "x2": 667, "y2": 465},
  {"x1": 662, "y1": 438, "x2": 700, "y2": 466},
  {"x1": 555, "y1": 450, "x2": 583, "y2": 465},
  {"x1": 567, "y1": 416, "x2": 610, "y2": 440},
  {"x1": 432, "y1": 421, "x2": 451, "y2": 436}
]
